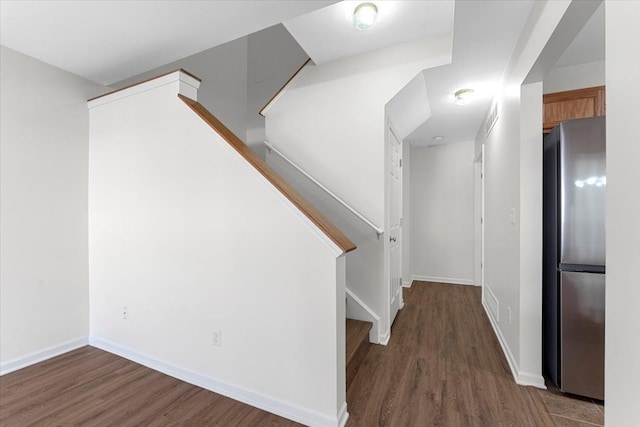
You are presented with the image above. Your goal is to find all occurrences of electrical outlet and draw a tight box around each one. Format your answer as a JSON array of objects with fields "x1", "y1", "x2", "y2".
[
  {"x1": 122, "y1": 305, "x2": 128, "y2": 320},
  {"x1": 212, "y1": 329, "x2": 222, "y2": 347},
  {"x1": 507, "y1": 307, "x2": 512, "y2": 324}
]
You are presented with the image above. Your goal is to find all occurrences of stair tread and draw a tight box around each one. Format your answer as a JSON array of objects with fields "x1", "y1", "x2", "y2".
[{"x1": 346, "y1": 319, "x2": 371, "y2": 366}]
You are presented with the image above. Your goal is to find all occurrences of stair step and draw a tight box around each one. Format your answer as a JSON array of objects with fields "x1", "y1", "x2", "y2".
[{"x1": 346, "y1": 319, "x2": 372, "y2": 390}]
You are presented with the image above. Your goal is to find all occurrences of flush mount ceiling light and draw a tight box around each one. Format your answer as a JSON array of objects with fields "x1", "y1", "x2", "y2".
[
  {"x1": 454, "y1": 88, "x2": 475, "y2": 105},
  {"x1": 353, "y1": 2, "x2": 378, "y2": 31},
  {"x1": 433, "y1": 136, "x2": 444, "y2": 141}
]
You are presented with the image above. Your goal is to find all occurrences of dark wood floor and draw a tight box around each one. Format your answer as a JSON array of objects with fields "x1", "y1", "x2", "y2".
[
  {"x1": 346, "y1": 282, "x2": 554, "y2": 426},
  {"x1": 1, "y1": 282, "x2": 565, "y2": 426},
  {"x1": 0, "y1": 346, "x2": 300, "y2": 426}
]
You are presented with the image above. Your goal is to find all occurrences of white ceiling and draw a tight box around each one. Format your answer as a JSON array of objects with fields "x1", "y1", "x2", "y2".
[
  {"x1": 554, "y1": 2, "x2": 604, "y2": 68},
  {"x1": 0, "y1": 0, "x2": 604, "y2": 149},
  {"x1": 283, "y1": 1, "x2": 454, "y2": 65},
  {"x1": 408, "y1": 0, "x2": 534, "y2": 146},
  {"x1": 0, "y1": 0, "x2": 336, "y2": 85}
]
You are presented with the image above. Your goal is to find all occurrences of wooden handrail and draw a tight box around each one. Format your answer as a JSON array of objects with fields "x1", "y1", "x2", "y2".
[
  {"x1": 178, "y1": 94, "x2": 356, "y2": 255},
  {"x1": 259, "y1": 58, "x2": 312, "y2": 117}
]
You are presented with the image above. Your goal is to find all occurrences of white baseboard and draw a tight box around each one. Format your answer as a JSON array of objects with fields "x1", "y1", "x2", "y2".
[
  {"x1": 337, "y1": 402, "x2": 349, "y2": 427},
  {"x1": 89, "y1": 337, "x2": 345, "y2": 427},
  {"x1": 0, "y1": 336, "x2": 88, "y2": 376},
  {"x1": 345, "y1": 287, "x2": 381, "y2": 344},
  {"x1": 411, "y1": 275, "x2": 474, "y2": 286},
  {"x1": 481, "y1": 300, "x2": 546, "y2": 389},
  {"x1": 402, "y1": 280, "x2": 412, "y2": 288},
  {"x1": 378, "y1": 328, "x2": 390, "y2": 346}
]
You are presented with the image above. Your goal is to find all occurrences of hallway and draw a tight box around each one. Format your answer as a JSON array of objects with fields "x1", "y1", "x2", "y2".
[{"x1": 346, "y1": 282, "x2": 553, "y2": 426}]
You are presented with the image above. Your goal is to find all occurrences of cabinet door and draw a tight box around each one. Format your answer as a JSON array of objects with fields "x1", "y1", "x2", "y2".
[{"x1": 543, "y1": 86, "x2": 605, "y2": 133}]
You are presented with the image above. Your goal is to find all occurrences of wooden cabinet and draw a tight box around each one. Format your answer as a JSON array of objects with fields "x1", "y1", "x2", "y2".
[{"x1": 543, "y1": 86, "x2": 605, "y2": 133}]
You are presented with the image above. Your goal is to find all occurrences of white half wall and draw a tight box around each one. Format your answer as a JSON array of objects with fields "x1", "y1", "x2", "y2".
[
  {"x1": 0, "y1": 46, "x2": 105, "y2": 373},
  {"x1": 605, "y1": 0, "x2": 640, "y2": 423},
  {"x1": 112, "y1": 37, "x2": 249, "y2": 145},
  {"x1": 266, "y1": 147, "x2": 385, "y2": 343},
  {"x1": 88, "y1": 75, "x2": 346, "y2": 426},
  {"x1": 409, "y1": 141, "x2": 475, "y2": 285}
]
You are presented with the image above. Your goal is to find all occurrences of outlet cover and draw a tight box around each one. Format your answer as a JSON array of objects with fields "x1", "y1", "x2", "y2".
[{"x1": 212, "y1": 329, "x2": 222, "y2": 347}]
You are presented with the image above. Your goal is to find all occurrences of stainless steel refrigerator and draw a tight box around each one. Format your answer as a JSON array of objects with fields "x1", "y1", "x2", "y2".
[{"x1": 543, "y1": 116, "x2": 606, "y2": 400}]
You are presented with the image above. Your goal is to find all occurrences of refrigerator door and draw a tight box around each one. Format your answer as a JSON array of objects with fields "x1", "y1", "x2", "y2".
[
  {"x1": 560, "y1": 271, "x2": 605, "y2": 400},
  {"x1": 542, "y1": 128, "x2": 560, "y2": 386},
  {"x1": 559, "y1": 116, "x2": 606, "y2": 266}
]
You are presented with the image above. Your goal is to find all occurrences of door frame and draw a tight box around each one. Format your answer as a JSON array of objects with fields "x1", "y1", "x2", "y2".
[{"x1": 474, "y1": 145, "x2": 485, "y2": 294}]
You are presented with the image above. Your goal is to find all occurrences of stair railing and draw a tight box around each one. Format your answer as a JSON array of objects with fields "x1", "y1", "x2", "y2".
[{"x1": 264, "y1": 140, "x2": 383, "y2": 238}]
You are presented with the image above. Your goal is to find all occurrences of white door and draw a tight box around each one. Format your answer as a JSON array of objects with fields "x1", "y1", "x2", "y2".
[{"x1": 387, "y1": 124, "x2": 403, "y2": 325}]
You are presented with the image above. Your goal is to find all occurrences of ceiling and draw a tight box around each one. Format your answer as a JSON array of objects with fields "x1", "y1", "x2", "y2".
[
  {"x1": 0, "y1": 0, "x2": 336, "y2": 85},
  {"x1": 0, "y1": 1, "x2": 604, "y2": 148},
  {"x1": 407, "y1": 0, "x2": 534, "y2": 146},
  {"x1": 283, "y1": 1, "x2": 454, "y2": 65},
  {"x1": 554, "y1": 2, "x2": 604, "y2": 68}
]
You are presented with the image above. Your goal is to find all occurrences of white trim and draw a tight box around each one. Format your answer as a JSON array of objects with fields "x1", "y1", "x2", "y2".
[
  {"x1": 89, "y1": 337, "x2": 345, "y2": 427},
  {"x1": 518, "y1": 371, "x2": 546, "y2": 389},
  {"x1": 402, "y1": 280, "x2": 413, "y2": 288},
  {"x1": 410, "y1": 275, "x2": 474, "y2": 286},
  {"x1": 481, "y1": 300, "x2": 546, "y2": 389},
  {"x1": 346, "y1": 287, "x2": 381, "y2": 344},
  {"x1": 88, "y1": 70, "x2": 201, "y2": 109},
  {"x1": 484, "y1": 284, "x2": 500, "y2": 322},
  {"x1": 260, "y1": 62, "x2": 311, "y2": 117},
  {"x1": 378, "y1": 328, "x2": 391, "y2": 346},
  {"x1": 337, "y1": 402, "x2": 349, "y2": 427},
  {"x1": 0, "y1": 336, "x2": 88, "y2": 376},
  {"x1": 264, "y1": 140, "x2": 383, "y2": 236}
]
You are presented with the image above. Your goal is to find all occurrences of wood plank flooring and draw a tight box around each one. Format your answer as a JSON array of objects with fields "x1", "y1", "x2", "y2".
[
  {"x1": 0, "y1": 347, "x2": 301, "y2": 426},
  {"x1": 346, "y1": 319, "x2": 372, "y2": 389},
  {"x1": 2, "y1": 281, "x2": 569, "y2": 426},
  {"x1": 346, "y1": 281, "x2": 555, "y2": 426}
]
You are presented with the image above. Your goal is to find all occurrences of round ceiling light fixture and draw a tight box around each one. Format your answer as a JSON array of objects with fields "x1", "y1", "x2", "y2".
[
  {"x1": 454, "y1": 88, "x2": 475, "y2": 105},
  {"x1": 353, "y1": 3, "x2": 379, "y2": 31}
]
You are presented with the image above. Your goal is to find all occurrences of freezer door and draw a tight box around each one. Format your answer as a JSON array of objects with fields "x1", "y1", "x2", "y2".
[
  {"x1": 560, "y1": 271, "x2": 605, "y2": 400},
  {"x1": 560, "y1": 116, "x2": 606, "y2": 266}
]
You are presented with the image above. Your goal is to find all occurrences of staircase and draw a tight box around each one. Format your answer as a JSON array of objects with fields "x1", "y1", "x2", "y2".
[{"x1": 346, "y1": 319, "x2": 372, "y2": 389}]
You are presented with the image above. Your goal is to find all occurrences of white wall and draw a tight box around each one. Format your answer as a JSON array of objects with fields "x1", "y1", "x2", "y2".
[
  {"x1": 113, "y1": 37, "x2": 249, "y2": 143},
  {"x1": 518, "y1": 81, "x2": 543, "y2": 384},
  {"x1": 246, "y1": 24, "x2": 309, "y2": 157},
  {"x1": 88, "y1": 75, "x2": 347, "y2": 426},
  {"x1": 475, "y1": 0, "x2": 593, "y2": 387},
  {"x1": 266, "y1": 148, "x2": 385, "y2": 342},
  {"x1": 410, "y1": 142, "x2": 475, "y2": 285},
  {"x1": 543, "y1": 60, "x2": 604, "y2": 94},
  {"x1": 605, "y1": 1, "x2": 640, "y2": 423},
  {"x1": 0, "y1": 46, "x2": 105, "y2": 373},
  {"x1": 265, "y1": 35, "x2": 452, "y2": 229},
  {"x1": 114, "y1": 27, "x2": 310, "y2": 160},
  {"x1": 264, "y1": 35, "x2": 451, "y2": 340},
  {"x1": 402, "y1": 142, "x2": 412, "y2": 286}
]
